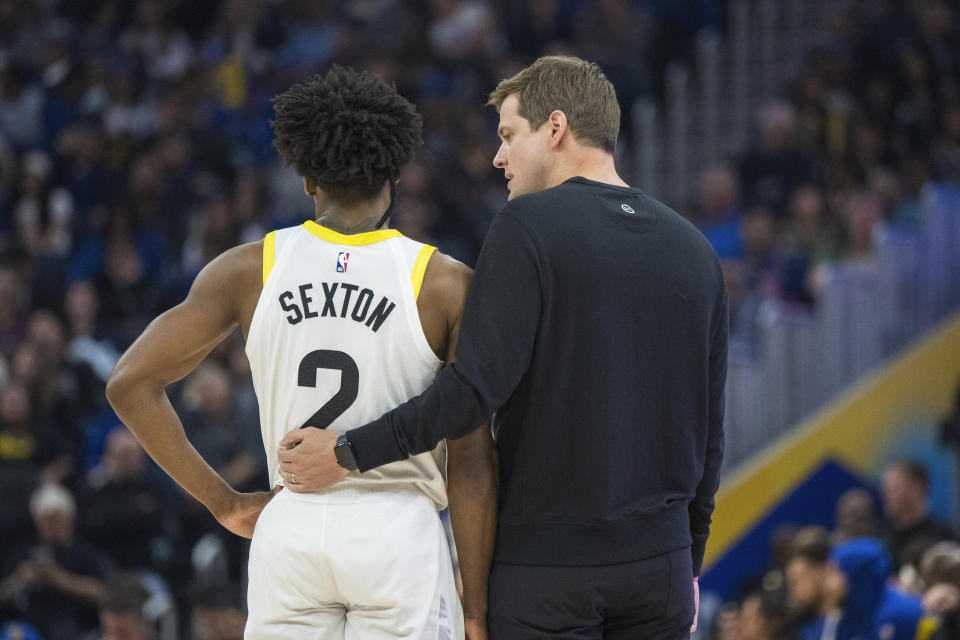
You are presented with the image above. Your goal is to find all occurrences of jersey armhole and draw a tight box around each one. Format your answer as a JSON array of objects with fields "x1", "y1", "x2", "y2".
[
  {"x1": 262, "y1": 230, "x2": 276, "y2": 286},
  {"x1": 411, "y1": 244, "x2": 437, "y2": 301}
]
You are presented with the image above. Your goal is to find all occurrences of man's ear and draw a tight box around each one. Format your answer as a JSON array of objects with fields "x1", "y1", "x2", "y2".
[
  {"x1": 547, "y1": 109, "x2": 569, "y2": 150},
  {"x1": 303, "y1": 178, "x2": 317, "y2": 197}
]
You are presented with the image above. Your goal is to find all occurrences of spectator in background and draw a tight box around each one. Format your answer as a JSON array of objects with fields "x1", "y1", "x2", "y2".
[
  {"x1": 80, "y1": 427, "x2": 174, "y2": 571},
  {"x1": 10, "y1": 151, "x2": 74, "y2": 260},
  {"x1": 176, "y1": 361, "x2": 266, "y2": 579},
  {"x1": 883, "y1": 460, "x2": 955, "y2": 571},
  {"x1": 837, "y1": 193, "x2": 882, "y2": 264},
  {"x1": 779, "y1": 184, "x2": 837, "y2": 306},
  {"x1": 726, "y1": 205, "x2": 779, "y2": 352},
  {"x1": 713, "y1": 602, "x2": 742, "y2": 640},
  {"x1": 741, "y1": 589, "x2": 792, "y2": 640},
  {"x1": 740, "y1": 205, "x2": 778, "y2": 293},
  {"x1": 739, "y1": 101, "x2": 823, "y2": 215},
  {"x1": 0, "y1": 483, "x2": 112, "y2": 640},
  {"x1": 697, "y1": 166, "x2": 744, "y2": 260},
  {"x1": 21, "y1": 310, "x2": 83, "y2": 446},
  {"x1": 428, "y1": 0, "x2": 502, "y2": 62},
  {"x1": 920, "y1": 542, "x2": 960, "y2": 618},
  {"x1": 0, "y1": 64, "x2": 45, "y2": 151},
  {"x1": 785, "y1": 526, "x2": 834, "y2": 634},
  {"x1": 179, "y1": 362, "x2": 265, "y2": 494},
  {"x1": 834, "y1": 488, "x2": 880, "y2": 544},
  {"x1": 86, "y1": 572, "x2": 153, "y2": 640},
  {"x1": 191, "y1": 583, "x2": 246, "y2": 640},
  {"x1": 97, "y1": 236, "x2": 159, "y2": 349},
  {"x1": 64, "y1": 280, "x2": 120, "y2": 405},
  {"x1": 0, "y1": 380, "x2": 73, "y2": 550},
  {"x1": 821, "y1": 538, "x2": 924, "y2": 640},
  {"x1": 0, "y1": 266, "x2": 28, "y2": 356}
]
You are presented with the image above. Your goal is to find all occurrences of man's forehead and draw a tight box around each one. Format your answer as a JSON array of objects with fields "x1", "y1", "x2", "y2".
[{"x1": 497, "y1": 101, "x2": 523, "y2": 133}]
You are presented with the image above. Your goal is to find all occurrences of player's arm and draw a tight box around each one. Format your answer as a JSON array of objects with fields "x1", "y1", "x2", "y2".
[
  {"x1": 106, "y1": 242, "x2": 275, "y2": 538},
  {"x1": 426, "y1": 255, "x2": 498, "y2": 638}
]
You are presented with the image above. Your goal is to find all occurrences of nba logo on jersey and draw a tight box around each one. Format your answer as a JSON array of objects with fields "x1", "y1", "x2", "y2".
[{"x1": 336, "y1": 252, "x2": 350, "y2": 272}]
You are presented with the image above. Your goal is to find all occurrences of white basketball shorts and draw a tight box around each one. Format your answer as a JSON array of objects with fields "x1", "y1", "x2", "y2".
[{"x1": 245, "y1": 485, "x2": 463, "y2": 640}]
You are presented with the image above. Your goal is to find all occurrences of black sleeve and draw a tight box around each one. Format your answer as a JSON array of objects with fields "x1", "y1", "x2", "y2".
[
  {"x1": 689, "y1": 287, "x2": 727, "y2": 577},
  {"x1": 348, "y1": 211, "x2": 542, "y2": 471}
]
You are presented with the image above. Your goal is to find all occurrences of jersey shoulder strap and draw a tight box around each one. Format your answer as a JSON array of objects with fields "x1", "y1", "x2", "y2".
[
  {"x1": 261, "y1": 224, "x2": 436, "y2": 300},
  {"x1": 410, "y1": 244, "x2": 436, "y2": 301}
]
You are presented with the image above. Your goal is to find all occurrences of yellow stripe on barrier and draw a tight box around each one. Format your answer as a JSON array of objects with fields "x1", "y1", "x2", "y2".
[{"x1": 703, "y1": 310, "x2": 960, "y2": 572}]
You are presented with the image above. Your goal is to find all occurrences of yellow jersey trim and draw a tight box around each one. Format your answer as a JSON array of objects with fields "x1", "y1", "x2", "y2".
[
  {"x1": 262, "y1": 231, "x2": 276, "y2": 286},
  {"x1": 302, "y1": 220, "x2": 403, "y2": 245},
  {"x1": 411, "y1": 245, "x2": 437, "y2": 301}
]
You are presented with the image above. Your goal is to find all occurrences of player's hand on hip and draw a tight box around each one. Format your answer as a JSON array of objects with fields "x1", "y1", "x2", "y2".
[
  {"x1": 464, "y1": 617, "x2": 488, "y2": 640},
  {"x1": 277, "y1": 427, "x2": 349, "y2": 492},
  {"x1": 213, "y1": 487, "x2": 281, "y2": 538}
]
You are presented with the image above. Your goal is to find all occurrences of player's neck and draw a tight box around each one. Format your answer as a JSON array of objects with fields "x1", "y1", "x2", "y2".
[
  {"x1": 314, "y1": 193, "x2": 391, "y2": 235},
  {"x1": 315, "y1": 209, "x2": 385, "y2": 234}
]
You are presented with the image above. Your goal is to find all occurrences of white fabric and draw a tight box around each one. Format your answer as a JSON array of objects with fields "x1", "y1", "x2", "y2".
[
  {"x1": 245, "y1": 224, "x2": 446, "y2": 508},
  {"x1": 245, "y1": 487, "x2": 462, "y2": 640}
]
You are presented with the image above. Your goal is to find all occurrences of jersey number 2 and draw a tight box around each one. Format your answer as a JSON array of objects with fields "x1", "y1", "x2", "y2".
[{"x1": 297, "y1": 350, "x2": 359, "y2": 429}]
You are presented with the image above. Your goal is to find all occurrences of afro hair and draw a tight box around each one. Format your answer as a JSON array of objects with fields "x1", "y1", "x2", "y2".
[{"x1": 271, "y1": 65, "x2": 423, "y2": 203}]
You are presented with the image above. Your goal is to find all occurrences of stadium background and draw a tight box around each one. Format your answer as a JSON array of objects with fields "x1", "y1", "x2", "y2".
[{"x1": 0, "y1": 0, "x2": 958, "y2": 638}]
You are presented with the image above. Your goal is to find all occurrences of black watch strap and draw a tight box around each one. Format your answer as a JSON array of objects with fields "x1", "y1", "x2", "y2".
[{"x1": 334, "y1": 434, "x2": 359, "y2": 472}]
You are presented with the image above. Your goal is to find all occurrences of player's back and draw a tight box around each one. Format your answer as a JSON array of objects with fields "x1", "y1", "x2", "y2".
[{"x1": 245, "y1": 221, "x2": 446, "y2": 508}]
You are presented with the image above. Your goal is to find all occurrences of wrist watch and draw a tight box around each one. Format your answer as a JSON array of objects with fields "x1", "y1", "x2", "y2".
[{"x1": 334, "y1": 434, "x2": 359, "y2": 472}]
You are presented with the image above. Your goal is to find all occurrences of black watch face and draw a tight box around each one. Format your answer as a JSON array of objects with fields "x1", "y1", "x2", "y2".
[{"x1": 336, "y1": 441, "x2": 357, "y2": 470}]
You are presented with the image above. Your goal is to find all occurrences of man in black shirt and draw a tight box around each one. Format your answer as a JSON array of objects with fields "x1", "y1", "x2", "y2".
[
  {"x1": 278, "y1": 55, "x2": 727, "y2": 639},
  {"x1": 882, "y1": 460, "x2": 955, "y2": 571}
]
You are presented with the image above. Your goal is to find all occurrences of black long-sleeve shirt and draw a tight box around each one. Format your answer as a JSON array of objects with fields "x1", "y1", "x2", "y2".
[{"x1": 349, "y1": 177, "x2": 727, "y2": 574}]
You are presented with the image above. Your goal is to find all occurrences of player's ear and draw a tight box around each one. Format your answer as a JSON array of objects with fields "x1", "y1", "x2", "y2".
[{"x1": 303, "y1": 178, "x2": 317, "y2": 197}]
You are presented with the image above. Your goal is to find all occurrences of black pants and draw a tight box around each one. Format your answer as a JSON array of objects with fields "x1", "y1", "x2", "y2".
[{"x1": 488, "y1": 547, "x2": 695, "y2": 640}]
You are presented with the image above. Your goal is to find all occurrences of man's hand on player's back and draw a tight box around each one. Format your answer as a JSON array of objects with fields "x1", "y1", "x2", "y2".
[
  {"x1": 276, "y1": 427, "x2": 347, "y2": 492},
  {"x1": 214, "y1": 487, "x2": 282, "y2": 538}
]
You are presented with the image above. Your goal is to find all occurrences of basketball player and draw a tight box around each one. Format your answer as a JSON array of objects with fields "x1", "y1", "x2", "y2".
[{"x1": 106, "y1": 66, "x2": 496, "y2": 640}]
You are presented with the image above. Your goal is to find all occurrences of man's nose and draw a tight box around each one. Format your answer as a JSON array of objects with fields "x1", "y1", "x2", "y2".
[{"x1": 493, "y1": 145, "x2": 506, "y2": 169}]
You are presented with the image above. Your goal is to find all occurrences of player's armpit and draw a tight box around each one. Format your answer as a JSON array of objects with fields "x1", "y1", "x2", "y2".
[{"x1": 106, "y1": 242, "x2": 270, "y2": 534}]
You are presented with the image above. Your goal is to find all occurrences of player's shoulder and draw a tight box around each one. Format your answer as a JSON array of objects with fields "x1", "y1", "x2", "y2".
[
  {"x1": 192, "y1": 239, "x2": 264, "y2": 293},
  {"x1": 422, "y1": 250, "x2": 473, "y2": 294},
  {"x1": 418, "y1": 250, "x2": 472, "y2": 315}
]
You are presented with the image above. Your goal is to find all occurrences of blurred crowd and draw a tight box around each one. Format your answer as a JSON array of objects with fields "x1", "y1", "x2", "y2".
[
  {"x1": 0, "y1": 0, "x2": 957, "y2": 638},
  {"x1": 700, "y1": 459, "x2": 960, "y2": 640},
  {"x1": 699, "y1": 0, "x2": 960, "y2": 351}
]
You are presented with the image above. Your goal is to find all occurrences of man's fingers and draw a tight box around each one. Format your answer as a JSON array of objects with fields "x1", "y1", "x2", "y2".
[
  {"x1": 279, "y1": 429, "x2": 305, "y2": 448},
  {"x1": 277, "y1": 446, "x2": 298, "y2": 464},
  {"x1": 285, "y1": 476, "x2": 308, "y2": 493}
]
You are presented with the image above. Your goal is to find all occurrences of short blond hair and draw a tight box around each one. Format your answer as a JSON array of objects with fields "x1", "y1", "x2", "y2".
[{"x1": 488, "y1": 56, "x2": 620, "y2": 153}]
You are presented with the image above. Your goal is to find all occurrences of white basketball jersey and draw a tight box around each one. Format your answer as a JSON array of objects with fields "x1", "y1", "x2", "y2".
[{"x1": 245, "y1": 220, "x2": 447, "y2": 509}]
